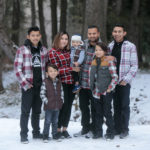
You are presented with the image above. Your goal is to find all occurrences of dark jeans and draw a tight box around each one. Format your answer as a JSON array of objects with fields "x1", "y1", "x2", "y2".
[
  {"x1": 58, "y1": 83, "x2": 75, "y2": 128},
  {"x1": 20, "y1": 87, "x2": 42, "y2": 138},
  {"x1": 79, "y1": 88, "x2": 95, "y2": 132},
  {"x1": 113, "y1": 84, "x2": 131, "y2": 133},
  {"x1": 72, "y1": 71, "x2": 79, "y2": 84},
  {"x1": 43, "y1": 109, "x2": 59, "y2": 136},
  {"x1": 93, "y1": 92, "x2": 114, "y2": 136}
]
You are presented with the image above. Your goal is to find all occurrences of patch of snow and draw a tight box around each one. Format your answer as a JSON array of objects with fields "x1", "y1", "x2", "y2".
[
  {"x1": 1, "y1": 70, "x2": 150, "y2": 125},
  {"x1": 0, "y1": 119, "x2": 150, "y2": 150},
  {"x1": 2, "y1": 70, "x2": 17, "y2": 88}
]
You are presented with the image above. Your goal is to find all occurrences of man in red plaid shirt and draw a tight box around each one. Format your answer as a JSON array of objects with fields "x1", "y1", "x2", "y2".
[
  {"x1": 14, "y1": 26, "x2": 48, "y2": 144},
  {"x1": 108, "y1": 24, "x2": 138, "y2": 139}
]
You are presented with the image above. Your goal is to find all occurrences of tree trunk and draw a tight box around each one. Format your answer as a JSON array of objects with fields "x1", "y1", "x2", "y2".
[
  {"x1": 11, "y1": 0, "x2": 20, "y2": 45},
  {"x1": 128, "y1": 0, "x2": 142, "y2": 63},
  {"x1": 81, "y1": 0, "x2": 86, "y2": 37},
  {"x1": 83, "y1": 0, "x2": 108, "y2": 42},
  {"x1": 50, "y1": 0, "x2": 57, "y2": 41},
  {"x1": 116, "y1": 0, "x2": 122, "y2": 16},
  {"x1": 59, "y1": 0, "x2": 67, "y2": 31},
  {"x1": 38, "y1": 0, "x2": 48, "y2": 47},
  {"x1": 0, "y1": 50, "x2": 4, "y2": 92},
  {"x1": 31, "y1": 0, "x2": 36, "y2": 26},
  {"x1": 0, "y1": 0, "x2": 15, "y2": 92},
  {"x1": 0, "y1": 0, "x2": 15, "y2": 62}
]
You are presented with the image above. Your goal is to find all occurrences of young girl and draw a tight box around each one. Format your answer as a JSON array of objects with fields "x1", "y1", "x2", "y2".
[{"x1": 89, "y1": 42, "x2": 118, "y2": 140}]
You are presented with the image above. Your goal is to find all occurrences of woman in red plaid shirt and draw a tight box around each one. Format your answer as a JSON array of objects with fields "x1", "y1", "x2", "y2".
[{"x1": 49, "y1": 31, "x2": 80, "y2": 139}]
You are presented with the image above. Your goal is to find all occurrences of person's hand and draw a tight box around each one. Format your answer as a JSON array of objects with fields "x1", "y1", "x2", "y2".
[
  {"x1": 107, "y1": 88, "x2": 111, "y2": 93},
  {"x1": 119, "y1": 80, "x2": 127, "y2": 86},
  {"x1": 72, "y1": 67, "x2": 80, "y2": 72},
  {"x1": 74, "y1": 62, "x2": 79, "y2": 67},
  {"x1": 28, "y1": 84, "x2": 33, "y2": 89},
  {"x1": 104, "y1": 56, "x2": 115, "y2": 61}
]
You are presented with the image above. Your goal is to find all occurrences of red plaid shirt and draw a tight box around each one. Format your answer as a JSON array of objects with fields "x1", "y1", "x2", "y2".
[
  {"x1": 14, "y1": 45, "x2": 48, "y2": 91},
  {"x1": 49, "y1": 48, "x2": 73, "y2": 84}
]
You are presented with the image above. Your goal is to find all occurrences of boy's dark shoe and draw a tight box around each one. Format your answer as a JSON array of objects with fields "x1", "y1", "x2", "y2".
[
  {"x1": 21, "y1": 137, "x2": 29, "y2": 144},
  {"x1": 53, "y1": 132, "x2": 63, "y2": 140},
  {"x1": 119, "y1": 131, "x2": 129, "y2": 139},
  {"x1": 72, "y1": 85, "x2": 81, "y2": 93},
  {"x1": 114, "y1": 130, "x2": 121, "y2": 135},
  {"x1": 104, "y1": 134, "x2": 114, "y2": 140},
  {"x1": 33, "y1": 133, "x2": 43, "y2": 139},
  {"x1": 43, "y1": 134, "x2": 49, "y2": 143},
  {"x1": 92, "y1": 133, "x2": 102, "y2": 139},
  {"x1": 73, "y1": 128, "x2": 89, "y2": 137},
  {"x1": 81, "y1": 128, "x2": 89, "y2": 135},
  {"x1": 62, "y1": 131, "x2": 72, "y2": 138}
]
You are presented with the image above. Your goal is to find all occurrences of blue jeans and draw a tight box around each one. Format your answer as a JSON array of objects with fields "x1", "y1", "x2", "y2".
[{"x1": 43, "y1": 109, "x2": 59, "y2": 136}]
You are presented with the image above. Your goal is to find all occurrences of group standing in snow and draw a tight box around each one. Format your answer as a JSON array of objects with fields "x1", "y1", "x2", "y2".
[{"x1": 14, "y1": 24, "x2": 138, "y2": 144}]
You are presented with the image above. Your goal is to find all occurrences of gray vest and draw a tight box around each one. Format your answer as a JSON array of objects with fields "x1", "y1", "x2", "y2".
[{"x1": 90, "y1": 65, "x2": 112, "y2": 93}]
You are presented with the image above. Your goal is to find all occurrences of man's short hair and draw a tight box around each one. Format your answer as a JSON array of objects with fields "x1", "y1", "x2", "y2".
[
  {"x1": 113, "y1": 24, "x2": 126, "y2": 31},
  {"x1": 88, "y1": 25, "x2": 100, "y2": 32},
  {"x1": 28, "y1": 26, "x2": 40, "y2": 35}
]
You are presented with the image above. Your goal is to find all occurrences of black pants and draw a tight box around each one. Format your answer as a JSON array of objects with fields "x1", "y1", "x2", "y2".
[
  {"x1": 58, "y1": 83, "x2": 75, "y2": 128},
  {"x1": 113, "y1": 84, "x2": 131, "y2": 133},
  {"x1": 79, "y1": 88, "x2": 95, "y2": 132},
  {"x1": 72, "y1": 71, "x2": 79, "y2": 84},
  {"x1": 93, "y1": 92, "x2": 114, "y2": 136},
  {"x1": 20, "y1": 87, "x2": 42, "y2": 138}
]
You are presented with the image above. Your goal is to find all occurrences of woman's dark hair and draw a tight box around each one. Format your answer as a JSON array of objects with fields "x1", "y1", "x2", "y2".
[
  {"x1": 46, "y1": 63, "x2": 58, "y2": 72},
  {"x1": 28, "y1": 26, "x2": 40, "y2": 35},
  {"x1": 95, "y1": 42, "x2": 108, "y2": 53},
  {"x1": 52, "y1": 31, "x2": 70, "y2": 50}
]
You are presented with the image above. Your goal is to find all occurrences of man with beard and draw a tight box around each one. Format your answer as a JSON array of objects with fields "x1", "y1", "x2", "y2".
[{"x1": 74, "y1": 25, "x2": 101, "y2": 138}]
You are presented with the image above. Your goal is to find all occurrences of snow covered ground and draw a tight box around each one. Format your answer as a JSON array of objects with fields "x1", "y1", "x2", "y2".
[
  {"x1": 0, "y1": 119, "x2": 150, "y2": 150},
  {"x1": 0, "y1": 69, "x2": 150, "y2": 149}
]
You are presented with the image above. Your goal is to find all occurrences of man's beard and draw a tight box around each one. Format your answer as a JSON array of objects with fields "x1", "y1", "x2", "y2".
[{"x1": 89, "y1": 37, "x2": 99, "y2": 44}]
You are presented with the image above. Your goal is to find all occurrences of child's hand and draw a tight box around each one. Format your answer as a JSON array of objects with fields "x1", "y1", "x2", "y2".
[
  {"x1": 104, "y1": 56, "x2": 115, "y2": 61},
  {"x1": 28, "y1": 84, "x2": 33, "y2": 89},
  {"x1": 72, "y1": 67, "x2": 80, "y2": 72},
  {"x1": 45, "y1": 100, "x2": 48, "y2": 104},
  {"x1": 119, "y1": 80, "x2": 127, "y2": 86},
  {"x1": 107, "y1": 88, "x2": 111, "y2": 93},
  {"x1": 74, "y1": 62, "x2": 79, "y2": 67}
]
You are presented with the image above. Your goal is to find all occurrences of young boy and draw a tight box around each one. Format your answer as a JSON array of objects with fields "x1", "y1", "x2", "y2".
[
  {"x1": 89, "y1": 42, "x2": 118, "y2": 140},
  {"x1": 14, "y1": 26, "x2": 48, "y2": 144},
  {"x1": 40, "y1": 64, "x2": 63, "y2": 143},
  {"x1": 70, "y1": 35, "x2": 85, "y2": 93}
]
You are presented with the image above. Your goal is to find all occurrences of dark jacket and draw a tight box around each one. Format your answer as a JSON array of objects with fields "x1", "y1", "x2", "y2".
[{"x1": 40, "y1": 77, "x2": 63, "y2": 110}]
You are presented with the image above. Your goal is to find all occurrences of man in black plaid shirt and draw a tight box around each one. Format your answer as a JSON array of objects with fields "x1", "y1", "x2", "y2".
[{"x1": 74, "y1": 25, "x2": 102, "y2": 138}]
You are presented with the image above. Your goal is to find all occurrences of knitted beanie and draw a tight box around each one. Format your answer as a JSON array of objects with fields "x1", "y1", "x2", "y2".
[{"x1": 71, "y1": 35, "x2": 82, "y2": 42}]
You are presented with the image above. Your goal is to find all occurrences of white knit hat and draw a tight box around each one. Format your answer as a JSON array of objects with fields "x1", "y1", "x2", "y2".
[{"x1": 71, "y1": 35, "x2": 82, "y2": 41}]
